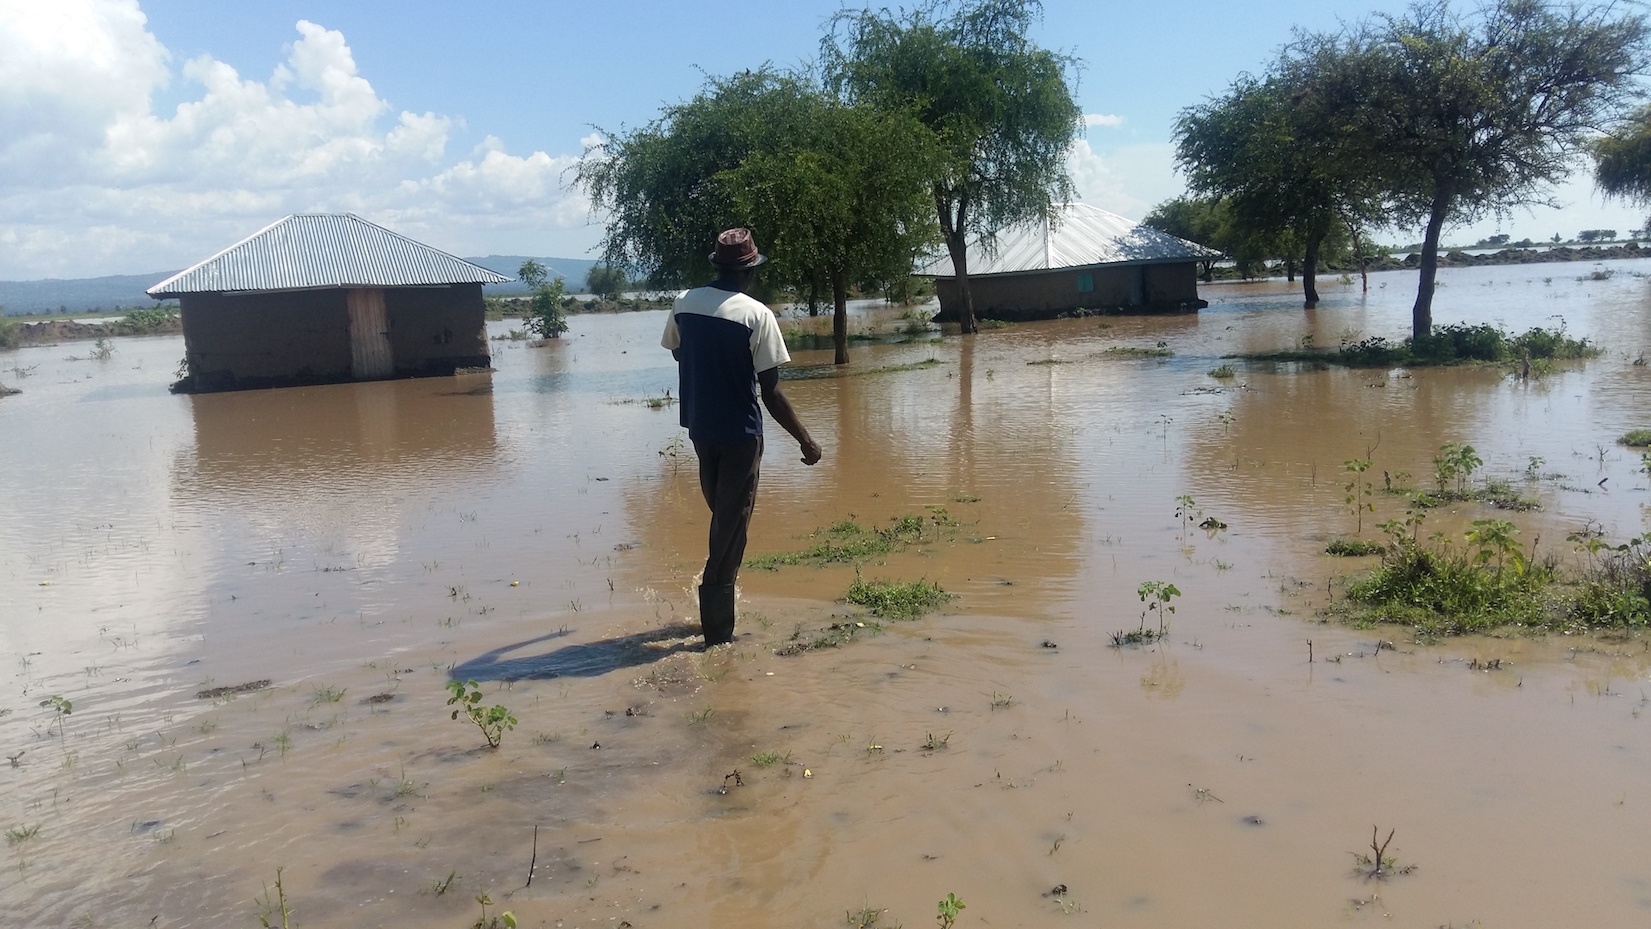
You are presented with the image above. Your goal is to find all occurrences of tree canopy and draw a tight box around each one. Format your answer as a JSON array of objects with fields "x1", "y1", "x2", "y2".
[
  {"x1": 823, "y1": 0, "x2": 1081, "y2": 333},
  {"x1": 1339, "y1": 0, "x2": 1649, "y2": 337},
  {"x1": 576, "y1": 68, "x2": 939, "y2": 363},
  {"x1": 1175, "y1": 31, "x2": 1381, "y2": 308},
  {"x1": 1593, "y1": 104, "x2": 1651, "y2": 233}
]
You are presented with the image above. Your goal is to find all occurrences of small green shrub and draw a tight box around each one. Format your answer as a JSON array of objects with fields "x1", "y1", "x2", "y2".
[
  {"x1": 1208, "y1": 364, "x2": 1235, "y2": 378},
  {"x1": 1619, "y1": 429, "x2": 1651, "y2": 447}
]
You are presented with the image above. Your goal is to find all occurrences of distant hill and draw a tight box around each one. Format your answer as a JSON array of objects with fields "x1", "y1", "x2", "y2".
[
  {"x1": 0, "y1": 272, "x2": 176, "y2": 315},
  {"x1": 0, "y1": 255, "x2": 603, "y2": 315}
]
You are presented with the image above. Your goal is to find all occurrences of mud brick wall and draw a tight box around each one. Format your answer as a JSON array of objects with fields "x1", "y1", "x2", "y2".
[
  {"x1": 181, "y1": 290, "x2": 352, "y2": 388},
  {"x1": 384, "y1": 283, "x2": 490, "y2": 375},
  {"x1": 933, "y1": 261, "x2": 1205, "y2": 321}
]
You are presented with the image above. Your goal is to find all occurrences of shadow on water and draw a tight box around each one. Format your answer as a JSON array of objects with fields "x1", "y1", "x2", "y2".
[{"x1": 451, "y1": 623, "x2": 703, "y2": 682}]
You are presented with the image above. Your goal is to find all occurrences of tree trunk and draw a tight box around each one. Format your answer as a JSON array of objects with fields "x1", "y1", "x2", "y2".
[
  {"x1": 1413, "y1": 189, "x2": 1451, "y2": 341},
  {"x1": 808, "y1": 278, "x2": 820, "y2": 318},
  {"x1": 1302, "y1": 236, "x2": 1321, "y2": 308},
  {"x1": 945, "y1": 232, "x2": 977, "y2": 335},
  {"x1": 937, "y1": 187, "x2": 977, "y2": 334},
  {"x1": 831, "y1": 269, "x2": 849, "y2": 365},
  {"x1": 1284, "y1": 257, "x2": 1297, "y2": 282},
  {"x1": 1347, "y1": 221, "x2": 1369, "y2": 293}
]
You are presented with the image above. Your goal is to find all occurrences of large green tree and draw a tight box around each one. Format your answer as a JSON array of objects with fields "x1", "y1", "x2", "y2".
[
  {"x1": 1175, "y1": 32, "x2": 1379, "y2": 308},
  {"x1": 1336, "y1": 0, "x2": 1648, "y2": 339},
  {"x1": 577, "y1": 69, "x2": 937, "y2": 364},
  {"x1": 823, "y1": 0, "x2": 1082, "y2": 334}
]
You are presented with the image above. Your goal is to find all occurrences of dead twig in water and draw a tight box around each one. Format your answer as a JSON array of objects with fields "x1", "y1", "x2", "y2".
[
  {"x1": 525, "y1": 824, "x2": 537, "y2": 887},
  {"x1": 1352, "y1": 825, "x2": 1416, "y2": 879}
]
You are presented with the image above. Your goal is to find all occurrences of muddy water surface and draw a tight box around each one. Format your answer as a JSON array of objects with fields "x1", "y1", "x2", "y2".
[{"x1": 2, "y1": 263, "x2": 1651, "y2": 928}]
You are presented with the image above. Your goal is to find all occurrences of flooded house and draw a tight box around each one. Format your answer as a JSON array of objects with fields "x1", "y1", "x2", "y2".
[
  {"x1": 149, "y1": 213, "x2": 510, "y2": 392},
  {"x1": 917, "y1": 201, "x2": 1221, "y2": 322}
]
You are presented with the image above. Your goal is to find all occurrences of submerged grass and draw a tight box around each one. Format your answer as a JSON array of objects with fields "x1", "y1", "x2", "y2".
[
  {"x1": 782, "y1": 357, "x2": 944, "y2": 381},
  {"x1": 746, "y1": 512, "x2": 951, "y2": 570},
  {"x1": 1326, "y1": 537, "x2": 1387, "y2": 557},
  {"x1": 1237, "y1": 323, "x2": 1598, "y2": 369},
  {"x1": 844, "y1": 577, "x2": 951, "y2": 620},
  {"x1": 1620, "y1": 429, "x2": 1651, "y2": 447},
  {"x1": 1105, "y1": 345, "x2": 1173, "y2": 358}
]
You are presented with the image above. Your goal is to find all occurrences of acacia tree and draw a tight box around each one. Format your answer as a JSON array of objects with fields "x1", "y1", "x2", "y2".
[
  {"x1": 1337, "y1": 0, "x2": 1648, "y2": 339},
  {"x1": 823, "y1": 0, "x2": 1082, "y2": 334},
  {"x1": 577, "y1": 69, "x2": 938, "y2": 364},
  {"x1": 1175, "y1": 30, "x2": 1382, "y2": 309}
]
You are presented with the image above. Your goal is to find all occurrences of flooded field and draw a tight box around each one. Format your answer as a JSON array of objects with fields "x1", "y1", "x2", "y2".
[{"x1": 2, "y1": 261, "x2": 1650, "y2": 928}]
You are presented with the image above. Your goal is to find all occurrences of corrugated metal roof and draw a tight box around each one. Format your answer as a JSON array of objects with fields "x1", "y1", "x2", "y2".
[
  {"x1": 915, "y1": 202, "x2": 1222, "y2": 277},
  {"x1": 148, "y1": 214, "x2": 511, "y2": 295}
]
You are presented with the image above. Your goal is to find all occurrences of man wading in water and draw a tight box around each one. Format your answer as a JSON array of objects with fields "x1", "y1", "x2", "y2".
[{"x1": 662, "y1": 228, "x2": 823, "y2": 647}]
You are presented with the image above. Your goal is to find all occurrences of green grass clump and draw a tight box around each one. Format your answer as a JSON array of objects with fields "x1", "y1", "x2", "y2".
[
  {"x1": 1340, "y1": 532, "x2": 1555, "y2": 637},
  {"x1": 1619, "y1": 429, "x2": 1651, "y2": 447},
  {"x1": 1334, "y1": 513, "x2": 1651, "y2": 637},
  {"x1": 1326, "y1": 537, "x2": 1386, "y2": 557},
  {"x1": 1105, "y1": 345, "x2": 1173, "y2": 358},
  {"x1": 746, "y1": 513, "x2": 946, "y2": 570},
  {"x1": 1208, "y1": 364, "x2": 1236, "y2": 378},
  {"x1": 750, "y1": 750, "x2": 791, "y2": 768},
  {"x1": 844, "y1": 577, "x2": 951, "y2": 620}
]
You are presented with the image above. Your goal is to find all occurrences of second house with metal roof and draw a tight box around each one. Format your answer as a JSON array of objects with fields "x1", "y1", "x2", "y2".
[
  {"x1": 149, "y1": 213, "x2": 510, "y2": 393},
  {"x1": 916, "y1": 202, "x2": 1221, "y2": 322}
]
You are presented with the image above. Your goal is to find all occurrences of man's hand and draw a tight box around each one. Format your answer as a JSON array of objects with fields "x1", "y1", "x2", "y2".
[{"x1": 800, "y1": 438, "x2": 823, "y2": 466}]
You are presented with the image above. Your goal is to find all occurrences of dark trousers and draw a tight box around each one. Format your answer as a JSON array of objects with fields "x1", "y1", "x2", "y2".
[
  {"x1": 694, "y1": 437, "x2": 763, "y2": 585},
  {"x1": 693, "y1": 438, "x2": 762, "y2": 645}
]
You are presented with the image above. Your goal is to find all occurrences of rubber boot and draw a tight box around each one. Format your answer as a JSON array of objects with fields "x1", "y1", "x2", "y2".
[{"x1": 698, "y1": 582, "x2": 737, "y2": 646}]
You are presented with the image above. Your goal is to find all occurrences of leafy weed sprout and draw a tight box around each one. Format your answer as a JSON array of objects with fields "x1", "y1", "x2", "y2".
[
  {"x1": 446, "y1": 680, "x2": 517, "y2": 749},
  {"x1": 936, "y1": 893, "x2": 966, "y2": 929},
  {"x1": 1111, "y1": 580, "x2": 1181, "y2": 647}
]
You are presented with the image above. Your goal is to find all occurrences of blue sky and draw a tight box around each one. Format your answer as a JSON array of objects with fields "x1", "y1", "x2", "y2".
[{"x1": 2, "y1": 0, "x2": 1645, "y2": 279}]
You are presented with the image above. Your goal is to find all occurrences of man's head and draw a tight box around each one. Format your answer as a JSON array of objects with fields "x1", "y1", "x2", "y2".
[{"x1": 710, "y1": 228, "x2": 766, "y2": 291}]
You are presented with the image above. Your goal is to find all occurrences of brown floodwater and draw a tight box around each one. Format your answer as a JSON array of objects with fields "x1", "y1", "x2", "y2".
[{"x1": 2, "y1": 262, "x2": 1651, "y2": 928}]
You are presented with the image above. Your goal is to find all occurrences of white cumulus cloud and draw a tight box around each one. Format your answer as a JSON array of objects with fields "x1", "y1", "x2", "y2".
[
  {"x1": 1066, "y1": 139, "x2": 1182, "y2": 221},
  {"x1": 1083, "y1": 113, "x2": 1124, "y2": 128},
  {"x1": 0, "y1": 1, "x2": 595, "y2": 279}
]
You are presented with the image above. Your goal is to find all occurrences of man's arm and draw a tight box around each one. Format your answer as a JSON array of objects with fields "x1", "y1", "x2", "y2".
[{"x1": 757, "y1": 367, "x2": 821, "y2": 465}]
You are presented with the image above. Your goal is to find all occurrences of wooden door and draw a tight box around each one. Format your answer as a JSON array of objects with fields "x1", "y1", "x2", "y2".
[{"x1": 346, "y1": 288, "x2": 393, "y2": 379}]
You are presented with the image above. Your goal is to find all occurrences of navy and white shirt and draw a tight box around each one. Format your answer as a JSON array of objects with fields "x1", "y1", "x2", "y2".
[{"x1": 661, "y1": 285, "x2": 790, "y2": 445}]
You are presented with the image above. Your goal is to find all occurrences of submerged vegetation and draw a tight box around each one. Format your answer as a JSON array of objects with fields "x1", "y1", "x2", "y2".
[
  {"x1": 1238, "y1": 323, "x2": 1598, "y2": 369},
  {"x1": 1332, "y1": 507, "x2": 1651, "y2": 638},
  {"x1": 746, "y1": 511, "x2": 955, "y2": 569},
  {"x1": 844, "y1": 577, "x2": 951, "y2": 620}
]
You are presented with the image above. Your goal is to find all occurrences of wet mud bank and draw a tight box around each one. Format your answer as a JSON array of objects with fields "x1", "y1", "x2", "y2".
[{"x1": 2, "y1": 263, "x2": 1650, "y2": 927}]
